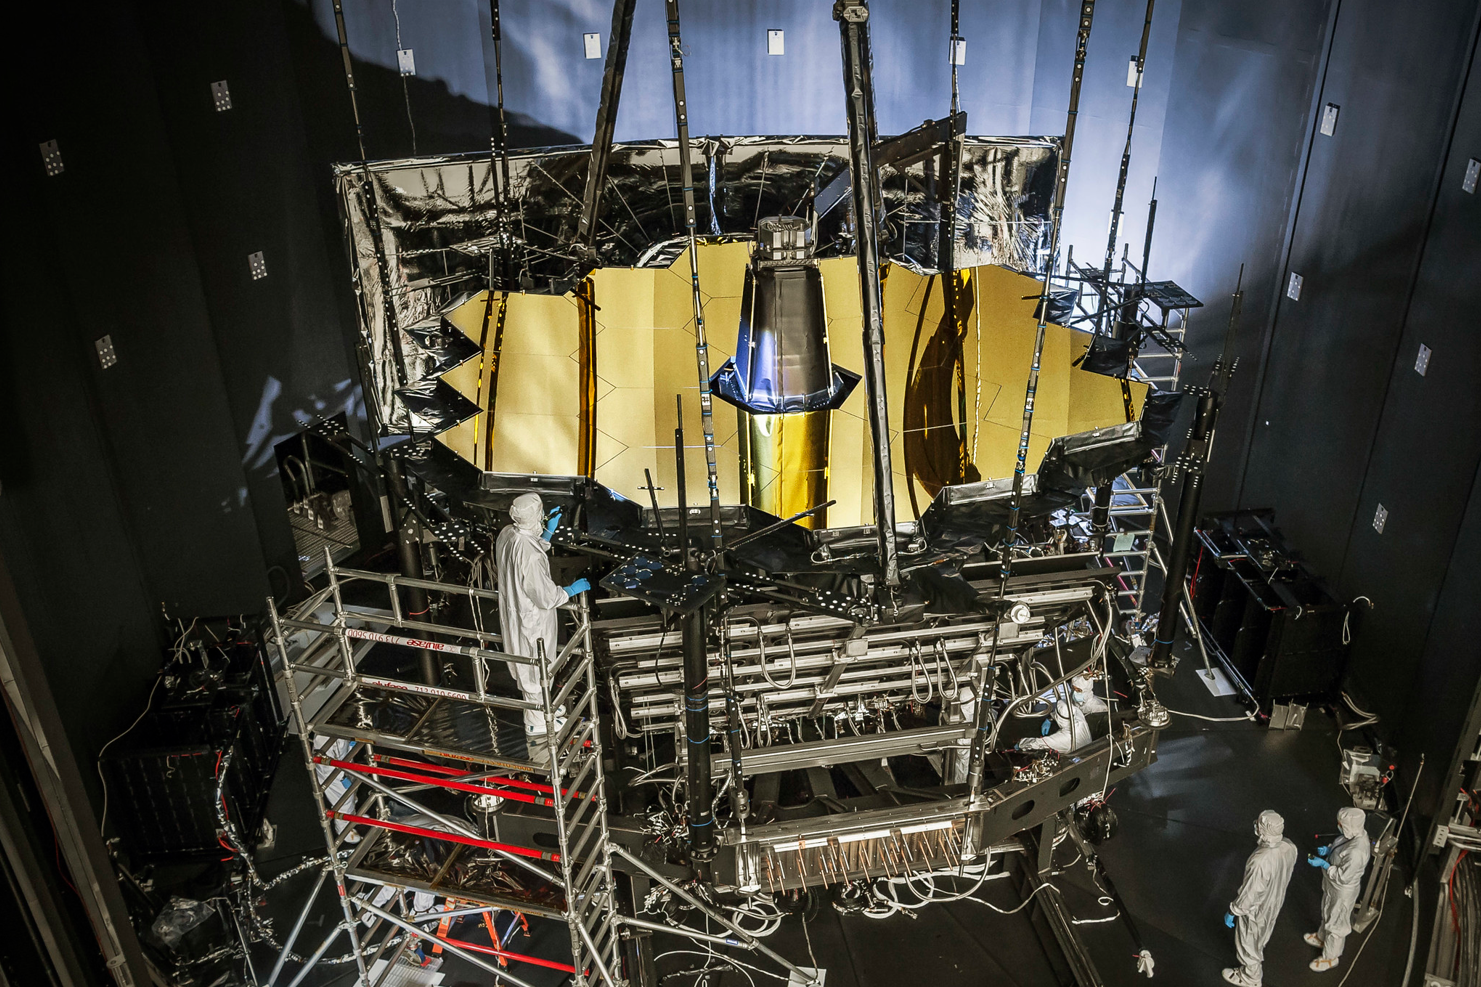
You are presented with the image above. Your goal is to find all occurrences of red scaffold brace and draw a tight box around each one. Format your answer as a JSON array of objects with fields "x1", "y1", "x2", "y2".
[
  {"x1": 315, "y1": 756, "x2": 562, "y2": 808},
  {"x1": 323, "y1": 811, "x2": 559, "y2": 862},
  {"x1": 449, "y1": 938, "x2": 582, "y2": 975},
  {"x1": 370, "y1": 754, "x2": 590, "y2": 800}
]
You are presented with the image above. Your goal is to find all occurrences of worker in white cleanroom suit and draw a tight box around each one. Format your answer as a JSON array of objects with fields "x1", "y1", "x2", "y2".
[
  {"x1": 495, "y1": 493, "x2": 589, "y2": 738},
  {"x1": 1304, "y1": 807, "x2": 1372, "y2": 972},
  {"x1": 1018, "y1": 697, "x2": 1090, "y2": 753},
  {"x1": 1068, "y1": 673, "x2": 1108, "y2": 713},
  {"x1": 1222, "y1": 809, "x2": 1299, "y2": 987}
]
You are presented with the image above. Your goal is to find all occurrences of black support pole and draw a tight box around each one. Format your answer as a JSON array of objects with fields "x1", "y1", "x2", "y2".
[
  {"x1": 1149, "y1": 272, "x2": 1243, "y2": 668},
  {"x1": 675, "y1": 398, "x2": 715, "y2": 876},
  {"x1": 966, "y1": 0, "x2": 1097, "y2": 800},
  {"x1": 665, "y1": 0, "x2": 724, "y2": 552},
  {"x1": 834, "y1": 0, "x2": 899, "y2": 588},
  {"x1": 576, "y1": 0, "x2": 639, "y2": 258},
  {"x1": 384, "y1": 458, "x2": 438, "y2": 684}
]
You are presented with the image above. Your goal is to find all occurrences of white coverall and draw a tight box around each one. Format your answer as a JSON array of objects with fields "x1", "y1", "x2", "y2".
[
  {"x1": 1227, "y1": 810, "x2": 1299, "y2": 986},
  {"x1": 1069, "y1": 673, "x2": 1108, "y2": 713},
  {"x1": 1315, "y1": 808, "x2": 1372, "y2": 961},
  {"x1": 1019, "y1": 698, "x2": 1091, "y2": 753},
  {"x1": 495, "y1": 495, "x2": 569, "y2": 734}
]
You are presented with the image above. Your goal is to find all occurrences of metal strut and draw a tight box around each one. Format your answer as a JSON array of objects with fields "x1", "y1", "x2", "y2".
[
  {"x1": 967, "y1": 0, "x2": 1098, "y2": 799},
  {"x1": 576, "y1": 0, "x2": 639, "y2": 257},
  {"x1": 332, "y1": 0, "x2": 437, "y2": 684},
  {"x1": 940, "y1": 0, "x2": 968, "y2": 458},
  {"x1": 1098, "y1": 0, "x2": 1156, "y2": 329},
  {"x1": 672, "y1": 399, "x2": 716, "y2": 876},
  {"x1": 485, "y1": 0, "x2": 517, "y2": 287},
  {"x1": 834, "y1": 0, "x2": 899, "y2": 588},
  {"x1": 1089, "y1": 0, "x2": 1155, "y2": 550},
  {"x1": 665, "y1": 0, "x2": 723, "y2": 551},
  {"x1": 1149, "y1": 269, "x2": 1243, "y2": 668}
]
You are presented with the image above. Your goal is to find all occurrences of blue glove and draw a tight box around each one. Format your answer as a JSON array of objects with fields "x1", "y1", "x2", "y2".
[
  {"x1": 1317, "y1": 845, "x2": 1330, "y2": 857},
  {"x1": 564, "y1": 577, "x2": 592, "y2": 597},
  {"x1": 1224, "y1": 912, "x2": 1235, "y2": 929},
  {"x1": 543, "y1": 507, "x2": 563, "y2": 541},
  {"x1": 1307, "y1": 856, "x2": 1329, "y2": 869},
  {"x1": 1041, "y1": 719, "x2": 1054, "y2": 736}
]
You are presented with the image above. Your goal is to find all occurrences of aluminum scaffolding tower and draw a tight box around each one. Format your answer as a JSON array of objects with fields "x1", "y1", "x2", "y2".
[
  {"x1": 1060, "y1": 261, "x2": 1197, "y2": 632},
  {"x1": 266, "y1": 552, "x2": 623, "y2": 986}
]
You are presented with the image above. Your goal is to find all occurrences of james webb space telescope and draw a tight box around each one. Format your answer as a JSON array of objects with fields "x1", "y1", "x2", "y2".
[{"x1": 272, "y1": 1, "x2": 1206, "y2": 982}]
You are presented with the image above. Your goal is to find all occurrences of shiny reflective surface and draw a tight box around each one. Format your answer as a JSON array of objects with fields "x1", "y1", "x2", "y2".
[
  {"x1": 430, "y1": 245, "x2": 1143, "y2": 529},
  {"x1": 336, "y1": 135, "x2": 1058, "y2": 431}
]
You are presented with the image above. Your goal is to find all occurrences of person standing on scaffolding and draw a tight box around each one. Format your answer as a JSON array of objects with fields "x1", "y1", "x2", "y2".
[{"x1": 495, "y1": 493, "x2": 588, "y2": 744}]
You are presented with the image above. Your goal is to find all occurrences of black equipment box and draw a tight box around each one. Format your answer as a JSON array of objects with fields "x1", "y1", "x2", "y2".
[
  {"x1": 1192, "y1": 510, "x2": 1350, "y2": 700},
  {"x1": 105, "y1": 622, "x2": 286, "y2": 857}
]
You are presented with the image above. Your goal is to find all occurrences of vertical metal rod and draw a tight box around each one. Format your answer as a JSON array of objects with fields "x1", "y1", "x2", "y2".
[
  {"x1": 609, "y1": 845, "x2": 822, "y2": 985},
  {"x1": 266, "y1": 865, "x2": 330, "y2": 986},
  {"x1": 1098, "y1": 0, "x2": 1157, "y2": 333},
  {"x1": 536, "y1": 639, "x2": 587, "y2": 979},
  {"x1": 379, "y1": 464, "x2": 436, "y2": 684},
  {"x1": 940, "y1": 0, "x2": 968, "y2": 458},
  {"x1": 576, "y1": 0, "x2": 639, "y2": 253},
  {"x1": 486, "y1": 0, "x2": 516, "y2": 285},
  {"x1": 323, "y1": 553, "x2": 359, "y2": 690},
  {"x1": 968, "y1": 0, "x2": 1097, "y2": 799},
  {"x1": 675, "y1": 397, "x2": 691, "y2": 566},
  {"x1": 576, "y1": 279, "x2": 599, "y2": 479},
  {"x1": 584, "y1": 622, "x2": 626, "y2": 969},
  {"x1": 720, "y1": 623, "x2": 749, "y2": 827},
  {"x1": 666, "y1": 0, "x2": 723, "y2": 551},
  {"x1": 330, "y1": 0, "x2": 408, "y2": 384},
  {"x1": 673, "y1": 397, "x2": 715, "y2": 874},
  {"x1": 1140, "y1": 180, "x2": 1158, "y2": 290},
  {"x1": 834, "y1": 0, "x2": 899, "y2": 587},
  {"x1": 1150, "y1": 271, "x2": 1242, "y2": 667},
  {"x1": 268, "y1": 598, "x2": 373, "y2": 987},
  {"x1": 644, "y1": 467, "x2": 667, "y2": 543}
]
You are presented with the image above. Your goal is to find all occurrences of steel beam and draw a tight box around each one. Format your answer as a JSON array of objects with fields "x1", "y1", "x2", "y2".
[
  {"x1": 834, "y1": 0, "x2": 899, "y2": 587},
  {"x1": 0, "y1": 551, "x2": 149, "y2": 986}
]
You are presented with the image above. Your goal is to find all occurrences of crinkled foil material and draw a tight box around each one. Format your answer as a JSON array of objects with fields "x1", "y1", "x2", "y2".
[{"x1": 335, "y1": 136, "x2": 1058, "y2": 430}]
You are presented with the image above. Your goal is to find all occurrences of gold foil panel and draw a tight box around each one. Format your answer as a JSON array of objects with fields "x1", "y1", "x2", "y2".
[{"x1": 435, "y1": 244, "x2": 1145, "y2": 527}]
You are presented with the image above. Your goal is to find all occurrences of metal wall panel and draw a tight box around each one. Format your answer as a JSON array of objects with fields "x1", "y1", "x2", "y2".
[
  {"x1": 1151, "y1": 0, "x2": 1336, "y2": 508},
  {"x1": 136, "y1": 0, "x2": 369, "y2": 589},
  {"x1": 1336, "y1": 27, "x2": 1481, "y2": 803},
  {"x1": 7, "y1": 0, "x2": 276, "y2": 762},
  {"x1": 1238, "y1": 0, "x2": 1480, "y2": 573}
]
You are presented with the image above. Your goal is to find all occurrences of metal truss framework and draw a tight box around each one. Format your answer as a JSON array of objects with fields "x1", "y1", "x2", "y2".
[
  {"x1": 266, "y1": 555, "x2": 623, "y2": 986},
  {"x1": 1058, "y1": 266, "x2": 1197, "y2": 632}
]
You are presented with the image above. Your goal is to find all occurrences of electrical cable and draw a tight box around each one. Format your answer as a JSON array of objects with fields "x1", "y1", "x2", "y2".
[
  {"x1": 97, "y1": 617, "x2": 198, "y2": 836},
  {"x1": 1162, "y1": 706, "x2": 1255, "y2": 723},
  {"x1": 959, "y1": 878, "x2": 1054, "y2": 915},
  {"x1": 1334, "y1": 862, "x2": 1391, "y2": 987},
  {"x1": 799, "y1": 898, "x2": 820, "y2": 977},
  {"x1": 97, "y1": 674, "x2": 164, "y2": 838},
  {"x1": 740, "y1": 616, "x2": 797, "y2": 691},
  {"x1": 391, "y1": 0, "x2": 418, "y2": 154},
  {"x1": 908, "y1": 641, "x2": 934, "y2": 705},
  {"x1": 1339, "y1": 691, "x2": 1379, "y2": 730},
  {"x1": 1342, "y1": 596, "x2": 1372, "y2": 646}
]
